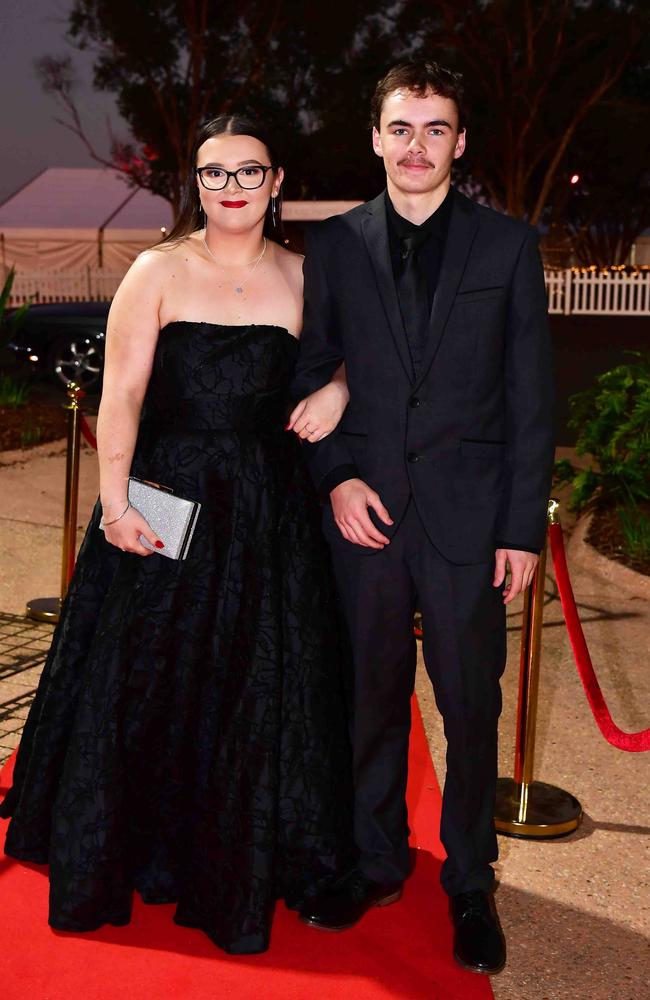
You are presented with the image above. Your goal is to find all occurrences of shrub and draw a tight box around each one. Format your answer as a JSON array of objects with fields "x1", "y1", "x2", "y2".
[
  {"x1": 0, "y1": 373, "x2": 31, "y2": 407},
  {"x1": 555, "y1": 354, "x2": 650, "y2": 566},
  {"x1": 19, "y1": 423, "x2": 44, "y2": 449},
  {"x1": 554, "y1": 353, "x2": 650, "y2": 512},
  {"x1": 0, "y1": 267, "x2": 30, "y2": 350}
]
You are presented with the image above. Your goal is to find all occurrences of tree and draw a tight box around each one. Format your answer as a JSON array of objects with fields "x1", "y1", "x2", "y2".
[
  {"x1": 37, "y1": 0, "x2": 383, "y2": 213},
  {"x1": 561, "y1": 63, "x2": 650, "y2": 265},
  {"x1": 398, "y1": 0, "x2": 648, "y2": 224},
  {"x1": 39, "y1": 0, "x2": 650, "y2": 230}
]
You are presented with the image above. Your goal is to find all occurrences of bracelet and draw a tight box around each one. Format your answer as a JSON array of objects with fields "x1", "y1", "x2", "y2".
[{"x1": 101, "y1": 502, "x2": 130, "y2": 527}]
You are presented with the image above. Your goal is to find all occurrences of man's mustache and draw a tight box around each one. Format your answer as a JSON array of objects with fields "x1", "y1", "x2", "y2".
[{"x1": 397, "y1": 157, "x2": 435, "y2": 168}]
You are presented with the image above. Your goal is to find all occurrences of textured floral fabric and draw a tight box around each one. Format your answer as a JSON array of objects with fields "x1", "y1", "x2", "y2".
[{"x1": 1, "y1": 322, "x2": 355, "y2": 954}]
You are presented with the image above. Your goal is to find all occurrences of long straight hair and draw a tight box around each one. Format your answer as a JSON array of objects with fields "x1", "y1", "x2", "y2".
[{"x1": 162, "y1": 114, "x2": 284, "y2": 246}]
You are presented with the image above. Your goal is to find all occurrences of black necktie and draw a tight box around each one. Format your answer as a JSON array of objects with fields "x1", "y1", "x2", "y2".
[{"x1": 397, "y1": 234, "x2": 430, "y2": 375}]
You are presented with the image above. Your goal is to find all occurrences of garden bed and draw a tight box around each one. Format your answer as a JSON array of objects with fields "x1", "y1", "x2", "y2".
[
  {"x1": 587, "y1": 503, "x2": 650, "y2": 578},
  {"x1": 0, "y1": 402, "x2": 68, "y2": 452}
]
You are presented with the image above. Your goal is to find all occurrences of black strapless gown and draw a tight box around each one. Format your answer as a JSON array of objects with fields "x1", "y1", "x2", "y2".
[{"x1": 0, "y1": 322, "x2": 354, "y2": 954}]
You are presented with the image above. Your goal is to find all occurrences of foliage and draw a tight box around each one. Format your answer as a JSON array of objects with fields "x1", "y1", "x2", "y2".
[
  {"x1": 0, "y1": 373, "x2": 32, "y2": 407},
  {"x1": 554, "y1": 354, "x2": 650, "y2": 511},
  {"x1": 37, "y1": 0, "x2": 389, "y2": 211},
  {"x1": 19, "y1": 423, "x2": 44, "y2": 450},
  {"x1": 397, "y1": 0, "x2": 649, "y2": 224},
  {"x1": 618, "y1": 503, "x2": 650, "y2": 563},
  {"x1": 560, "y1": 55, "x2": 650, "y2": 265},
  {"x1": 36, "y1": 0, "x2": 650, "y2": 234},
  {"x1": 0, "y1": 268, "x2": 31, "y2": 351}
]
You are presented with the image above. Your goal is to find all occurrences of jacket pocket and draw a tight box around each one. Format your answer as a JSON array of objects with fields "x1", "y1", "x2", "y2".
[
  {"x1": 460, "y1": 439, "x2": 506, "y2": 460},
  {"x1": 455, "y1": 287, "x2": 505, "y2": 305}
]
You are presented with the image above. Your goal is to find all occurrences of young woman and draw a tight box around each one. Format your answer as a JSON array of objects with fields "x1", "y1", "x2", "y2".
[{"x1": 1, "y1": 115, "x2": 354, "y2": 954}]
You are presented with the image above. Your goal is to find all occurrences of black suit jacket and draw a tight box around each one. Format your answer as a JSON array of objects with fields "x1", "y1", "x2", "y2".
[{"x1": 292, "y1": 188, "x2": 554, "y2": 565}]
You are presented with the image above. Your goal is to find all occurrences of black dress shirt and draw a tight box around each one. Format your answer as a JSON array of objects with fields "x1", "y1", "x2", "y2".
[
  {"x1": 317, "y1": 189, "x2": 455, "y2": 499},
  {"x1": 385, "y1": 186, "x2": 453, "y2": 313}
]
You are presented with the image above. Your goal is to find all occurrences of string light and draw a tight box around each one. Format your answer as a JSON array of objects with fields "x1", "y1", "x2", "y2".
[{"x1": 559, "y1": 264, "x2": 650, "y2": 275}]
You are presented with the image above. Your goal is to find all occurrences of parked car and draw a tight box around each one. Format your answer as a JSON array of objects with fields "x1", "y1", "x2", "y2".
[{"x1": 5, "y1": 301, "x2": 110, "y2": 392}]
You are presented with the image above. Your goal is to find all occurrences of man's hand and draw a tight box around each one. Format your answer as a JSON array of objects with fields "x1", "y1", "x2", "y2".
[
  {"x1": 493, "y1": 548, "x2": 539, "y2": 605},
  {"x1": 331, "y1": 478, "x2": 393, "y2": 549}
]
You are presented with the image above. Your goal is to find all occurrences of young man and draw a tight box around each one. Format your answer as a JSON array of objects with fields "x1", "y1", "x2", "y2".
[{"x1": 291, "y1": 61, "x2": 554, "y2": 975}]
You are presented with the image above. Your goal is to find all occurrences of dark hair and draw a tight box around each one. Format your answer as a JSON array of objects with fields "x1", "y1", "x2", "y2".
[
  {"x1": 371, "y1": 61, "x2": 465, "y2": 132},
  {"x1": 161, "y1": 113, "x2": 284, "y2": 246}
]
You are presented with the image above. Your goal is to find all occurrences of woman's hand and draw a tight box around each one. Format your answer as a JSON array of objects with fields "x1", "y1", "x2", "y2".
[
  {"x1": 287, "y1": 380, "x2": 350, "y2": 442},
  {"x1": 104, "y1": 505, "x2": 164, "y2": 556}
]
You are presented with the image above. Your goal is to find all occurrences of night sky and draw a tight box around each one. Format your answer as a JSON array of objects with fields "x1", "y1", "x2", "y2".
[{"x1": 0, "y1": 0, "x2": 127, "y2": 204}]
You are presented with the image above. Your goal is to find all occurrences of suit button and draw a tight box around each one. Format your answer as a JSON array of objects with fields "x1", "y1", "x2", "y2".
[
  {"x1": 409, "y1": 397, "x2": 421, "y2": 408},
  {"x1": 407, "y1": 451, "x2": 420, "y2": 463}
]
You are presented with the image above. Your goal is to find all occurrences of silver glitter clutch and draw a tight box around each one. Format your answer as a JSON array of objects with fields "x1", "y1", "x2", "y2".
[{"x1": 127, "y1": 477, "x2": 201, "y2": 560}]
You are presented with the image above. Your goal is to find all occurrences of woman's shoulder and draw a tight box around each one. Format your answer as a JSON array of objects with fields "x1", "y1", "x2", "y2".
[
  {"x1": 134, "y1": 233, "x2": 201, "y2": 272},
  {"x1": 271, "y1": 240, "x2": 304, "y2": 284},
  {"x1": 114, "y1": 236, "x2": 199, "y2": 302}
]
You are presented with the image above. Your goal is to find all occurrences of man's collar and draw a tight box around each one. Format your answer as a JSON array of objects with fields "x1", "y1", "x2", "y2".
[{"x1": 385, "y1": 186, "x2": 454, "y2": 241}]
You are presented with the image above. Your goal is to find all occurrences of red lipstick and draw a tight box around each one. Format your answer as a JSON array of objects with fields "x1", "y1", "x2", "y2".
[{"x1": 221, "y1": 200, "x2": 248, "y2": 208}]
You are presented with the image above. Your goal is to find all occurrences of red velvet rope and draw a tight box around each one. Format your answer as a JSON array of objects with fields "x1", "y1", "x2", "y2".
[
  {"x1": 548, "y1": 521, "x2": 650, "y2": 752},
  {"x1": 80, "y1": 414, "x2": 97, "y2": 451}
]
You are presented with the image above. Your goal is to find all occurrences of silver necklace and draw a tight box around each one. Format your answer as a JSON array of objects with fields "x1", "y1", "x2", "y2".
[{"x1": 202, "y1": 232, "x2": 267, "y2": 294}]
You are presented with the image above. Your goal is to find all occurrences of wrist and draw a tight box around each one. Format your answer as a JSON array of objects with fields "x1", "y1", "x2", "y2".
[
  {"x1": 325, "y1": 380, "x2": 349, "y2": 402},
  {"x1": 101, "y1": 500, "x2": 131, "y2": 527},
  {"x1": 101, "y1": 497, "x2": 128, "y2": 510},
  {"x1": 331, "y1": 477, "x2": 362, "y2": 498}
]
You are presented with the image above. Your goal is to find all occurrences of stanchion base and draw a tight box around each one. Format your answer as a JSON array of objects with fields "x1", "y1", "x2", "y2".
[
  {"x1": 495, "y1": 777, "x2": 582, "y2": 839},
  {"x1": 26, "y1": 597, "x2": 60, "y2": 624}
]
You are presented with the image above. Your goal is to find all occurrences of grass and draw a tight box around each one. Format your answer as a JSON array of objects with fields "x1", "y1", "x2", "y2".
[
  {"x1": 19, "y1": 424, "x2": 44, "y2": 449},
  {"x1": 0, "y1": 373, "x2": 31, "y2": 407},
  {"x1": 618, "y1": 504, "x2": 650, "y2": 563}
]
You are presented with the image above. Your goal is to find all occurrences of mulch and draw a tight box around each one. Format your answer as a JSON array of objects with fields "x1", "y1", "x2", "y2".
[
  {"x1": 0, "y1": 403, "x2": 68, "y2": 452},
  {"x1": 587, "y1": 503, "x2": 650, "y2": 578}
]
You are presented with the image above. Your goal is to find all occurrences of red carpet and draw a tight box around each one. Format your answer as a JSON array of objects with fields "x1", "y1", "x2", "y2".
[{"x1": 0, "y1": 702, "x2": 493, "y2": 1000}]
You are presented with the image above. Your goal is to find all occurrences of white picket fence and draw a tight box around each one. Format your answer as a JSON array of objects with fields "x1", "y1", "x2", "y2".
[
  {"x1": 8, "y1": 268, "x2": 123, "y2": 305},
  {"x1": 544, "y1": 268, "x2": 650, "y2": 315},
  {"x1": 7, "y1": 267, "x2": 650, "y2": 315}
]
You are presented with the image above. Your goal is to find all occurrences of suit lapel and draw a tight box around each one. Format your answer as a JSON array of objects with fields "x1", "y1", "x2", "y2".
[
  {"x1": 361, "y1": 193, "x2": 414, "y2": 382},
  {"x1": 416, "y1": 191, "x2": 479, "y2": 388}
]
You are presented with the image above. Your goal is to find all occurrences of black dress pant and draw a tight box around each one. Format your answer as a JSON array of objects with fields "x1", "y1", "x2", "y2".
[{"x1": 326, "y1": 498, "x2": 507, "y2": 896}]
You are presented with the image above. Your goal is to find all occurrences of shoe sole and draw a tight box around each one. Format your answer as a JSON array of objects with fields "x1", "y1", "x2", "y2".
[
  {"x1": 299, "y1": 889, "x2": 403, "y2": 932},
  {"x1": 453, "y1": 949, "x2": 506, "y2": 976}
]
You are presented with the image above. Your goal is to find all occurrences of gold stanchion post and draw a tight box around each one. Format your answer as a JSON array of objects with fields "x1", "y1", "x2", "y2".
[
  {"x1": 26, "y1": 382, "x2": 85, "y2": 624},
  {"x1": 494, "y1": 498, "x2": 583, "y2": 838}
]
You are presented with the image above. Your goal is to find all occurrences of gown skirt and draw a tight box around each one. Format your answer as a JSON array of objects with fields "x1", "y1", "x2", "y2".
[{"x1": 0, "y1": 321, "x2": 354, "y2": 954}]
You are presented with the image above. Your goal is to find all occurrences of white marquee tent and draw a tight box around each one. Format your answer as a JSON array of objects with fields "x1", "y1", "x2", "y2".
[
  {"x1": 0, "y1": 167, "x2": 174, "y2": 274},
  {"x1": 0, "y1": 167, "x2": 361, "y2": 284}
]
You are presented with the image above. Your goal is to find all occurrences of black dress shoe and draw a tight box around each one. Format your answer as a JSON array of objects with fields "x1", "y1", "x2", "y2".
[
  {"x1": 450, "y1": 890, "x2": 506, "y2": 975},
  {"x1": 299, "y1": 869, "x2": 403, "y2": 931}
]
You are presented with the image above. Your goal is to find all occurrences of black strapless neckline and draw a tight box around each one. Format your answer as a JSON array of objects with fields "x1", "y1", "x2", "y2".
[{"x1": 160, "y1": 320, "x2": 298, "y2": 343}]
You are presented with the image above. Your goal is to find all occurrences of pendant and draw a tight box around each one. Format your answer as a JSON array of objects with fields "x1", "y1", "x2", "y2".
[{"x1": 235, "y1": 287, "x2": 243, "y2": 294}]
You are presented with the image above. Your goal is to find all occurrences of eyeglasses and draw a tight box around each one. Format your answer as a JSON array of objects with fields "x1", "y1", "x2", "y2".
[{"x1": 196, "y1": 165, "x2": 274, "y2": 191}]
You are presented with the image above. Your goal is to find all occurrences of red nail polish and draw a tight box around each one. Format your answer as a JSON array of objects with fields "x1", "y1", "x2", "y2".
[{"x1": 155, "y1": 540, "x2": 165, "y2": 549}]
